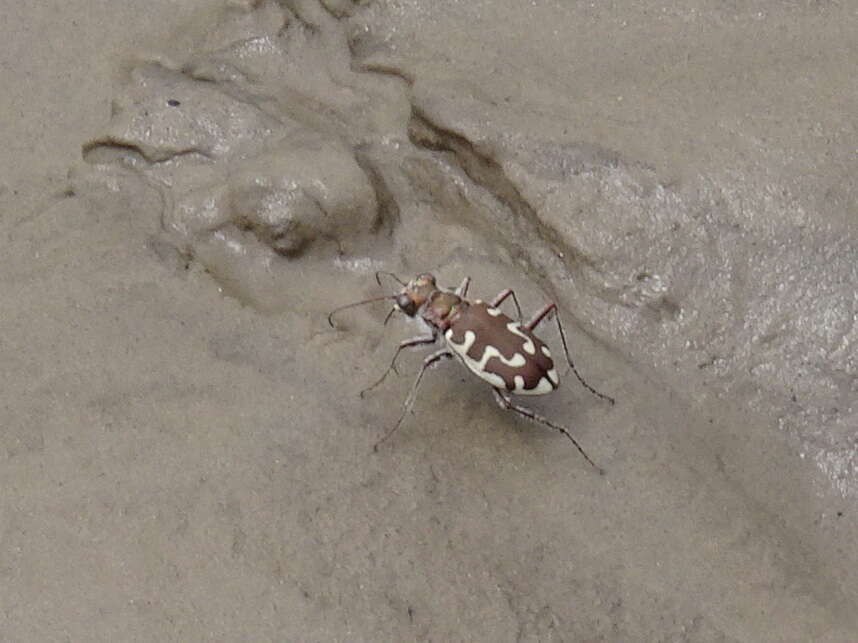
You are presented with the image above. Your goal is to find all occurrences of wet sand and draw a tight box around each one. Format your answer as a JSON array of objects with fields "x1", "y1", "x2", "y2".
[{"x1": 3, "y1": 1, "x2": 857, "y2": 640}]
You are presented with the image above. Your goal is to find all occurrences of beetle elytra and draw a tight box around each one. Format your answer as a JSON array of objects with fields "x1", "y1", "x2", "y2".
[{"x1": 328, "y1": 272, "x2": 614, "y2": 471}]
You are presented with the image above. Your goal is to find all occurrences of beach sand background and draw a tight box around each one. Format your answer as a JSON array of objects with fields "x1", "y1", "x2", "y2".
[{"x1": 2, "y1": 1, "x2": 857, "y2": 640}]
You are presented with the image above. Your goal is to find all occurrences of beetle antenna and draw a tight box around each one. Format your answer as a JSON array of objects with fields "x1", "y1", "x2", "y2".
[
  {"x1": 375, "y1": 271, "x2": 406, "y2": 287},
  {"x1": 328, "y1": 295, "x2": 397, "y2": 328},
  {"x1": 382, "y1": 307, "x2": 397, "y2": 326}
]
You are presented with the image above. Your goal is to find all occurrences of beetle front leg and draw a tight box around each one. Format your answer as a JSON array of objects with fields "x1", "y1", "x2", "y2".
[
  {"x1": 492, "y1": 389, "x2": 603, "y2": 474},
  {"x1": 373, "y1": 348, "x2": 452, "y2": 451},
  {"x1": 360, "y1": 333, "x2": 438, "y2": 398},
  {"x1": 525, "y1": 303, "x2": 614, "y2": 405}
]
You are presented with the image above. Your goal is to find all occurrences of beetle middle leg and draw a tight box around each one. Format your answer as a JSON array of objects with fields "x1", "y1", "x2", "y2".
[
  {"x1": 526, "y1": 303, "x2": 614, "y2": 405},
  {"x1": 493, "y1": 389, "x2": 603, "y2": 473},
  {"x1": 489, "y1": 288, "x2": 523, "y2": 321},
  {"x1": 373, "y1": 348, "x2": 453, "y2": 451},
  {"x1": 360, "y1": 333, "x2": 437, "y2": 398}
]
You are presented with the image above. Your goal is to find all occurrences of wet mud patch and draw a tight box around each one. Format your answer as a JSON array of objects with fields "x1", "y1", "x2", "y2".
[
  {"x1": 75, "y1": 0, "x2": 858, "y2": 639},
  {"x1": 82, "y1": 0, "x2": 857, "y2": 536},
  {"x1": 83, "y1": 1, "x2": 411, "y2": 312}
]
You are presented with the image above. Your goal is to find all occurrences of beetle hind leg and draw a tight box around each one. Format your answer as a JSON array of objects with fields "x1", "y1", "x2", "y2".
[
  {"x1": 492, "y1": 389, "x2": 603, "y2": 474},
  {"x1": 526, "y1": 303, "x2": 614, "y2": 405}
]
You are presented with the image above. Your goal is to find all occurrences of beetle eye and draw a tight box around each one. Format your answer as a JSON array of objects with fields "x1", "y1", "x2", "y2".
[{"x1": 396, "y1": 294, "x2": 417, "y2": 316}]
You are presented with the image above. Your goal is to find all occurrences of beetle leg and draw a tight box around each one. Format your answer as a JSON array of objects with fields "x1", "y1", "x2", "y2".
[
  {"x1": 489, "y1": 288, "x2": 523, "y2": 321},
  {"x1": 455, "y1": 276, "x2": 471, "y2": 298},
  {"x1": 525, "y1": 303, "x2": 614, "y2": 405},
  {"x1": 524, "y1": 302, "x2": 554, "y2": 331},
  {"x1": 492, "y1": 389, "x2": 603, "y2": 474},
  {"x1": 373, "y1": 348, "x2": 452, "y2": 451},
  {"x1": 360, "y1": 333, "x2": 438, "y2": 398},
  {"x1": 375, "y1": 270, "x2": 406, "y2": 287}
]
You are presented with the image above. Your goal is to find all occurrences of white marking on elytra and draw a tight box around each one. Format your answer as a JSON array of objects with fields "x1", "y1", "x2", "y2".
[
  {"x1": 534, "y1": 377, "x2": 555, "y2": 394},
  {"x1": 446, "y1": 330, "x2": 526, "y2": 367},
  {"x1": 541, "y1": 345, "x2": 551, "y2": 358},
  {"x1": 511, "y1": 375, "x2": 554, "y2": 395},
  {"x1": 496, "y1": 349, "x2": 526, "y2": 367},
  {"x1": 487, "y1": 307, "x2": 502, "y2": 317},
  {"x1": 513, "y1": 370, "x2": 558, "y2": 395},
  {"x1": 444, "y1": 329, "x2": 506, "y2": 388},
  {"x1": 507, "y1": 322, "x2": 536, "y2": 355}
]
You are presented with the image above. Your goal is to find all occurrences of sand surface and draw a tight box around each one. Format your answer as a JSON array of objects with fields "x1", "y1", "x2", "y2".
[{"x1": 3, "y1": 1, "x2": 857, "y2": 641}]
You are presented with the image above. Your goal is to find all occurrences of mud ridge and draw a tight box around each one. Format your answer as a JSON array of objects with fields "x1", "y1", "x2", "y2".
[
  {"x1": 82, "y1": 138, "x2": 214, "y2": 165},
  {"x1": 407, "y1": 108, "x2": 593, "y2": 292}
]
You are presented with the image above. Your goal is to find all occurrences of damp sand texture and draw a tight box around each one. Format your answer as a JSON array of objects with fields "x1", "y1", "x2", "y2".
[{"x1": 2, "y1": 1, "x2": 857, "y2": 641}]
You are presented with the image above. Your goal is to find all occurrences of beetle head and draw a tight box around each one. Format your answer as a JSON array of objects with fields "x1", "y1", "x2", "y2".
[{"x1": 394, "y1": 273, "x2": 437, "y2": 317}]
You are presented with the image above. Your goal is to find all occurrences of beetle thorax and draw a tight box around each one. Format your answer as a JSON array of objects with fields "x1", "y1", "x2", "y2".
[
  {"x1": 421, "y1": 291, "x2": 466, "y2": 331},
  {"x1": 394, "y1": 273, "x2": 466, "y2": 332}
]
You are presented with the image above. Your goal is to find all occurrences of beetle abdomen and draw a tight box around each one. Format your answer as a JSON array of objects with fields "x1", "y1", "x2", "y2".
[{"x1": 444, "y1": 302, "x2": 559, "y2": 395}]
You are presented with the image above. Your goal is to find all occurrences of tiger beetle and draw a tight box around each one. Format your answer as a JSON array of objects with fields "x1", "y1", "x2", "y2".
[{"x1": 328, "y1": 272, "x2": 614, "y2": 472}]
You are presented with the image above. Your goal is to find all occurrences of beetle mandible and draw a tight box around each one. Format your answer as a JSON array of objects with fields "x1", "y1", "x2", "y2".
[{"x1": 328, "y1": 272, "x2": 614, "y2": 471}]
